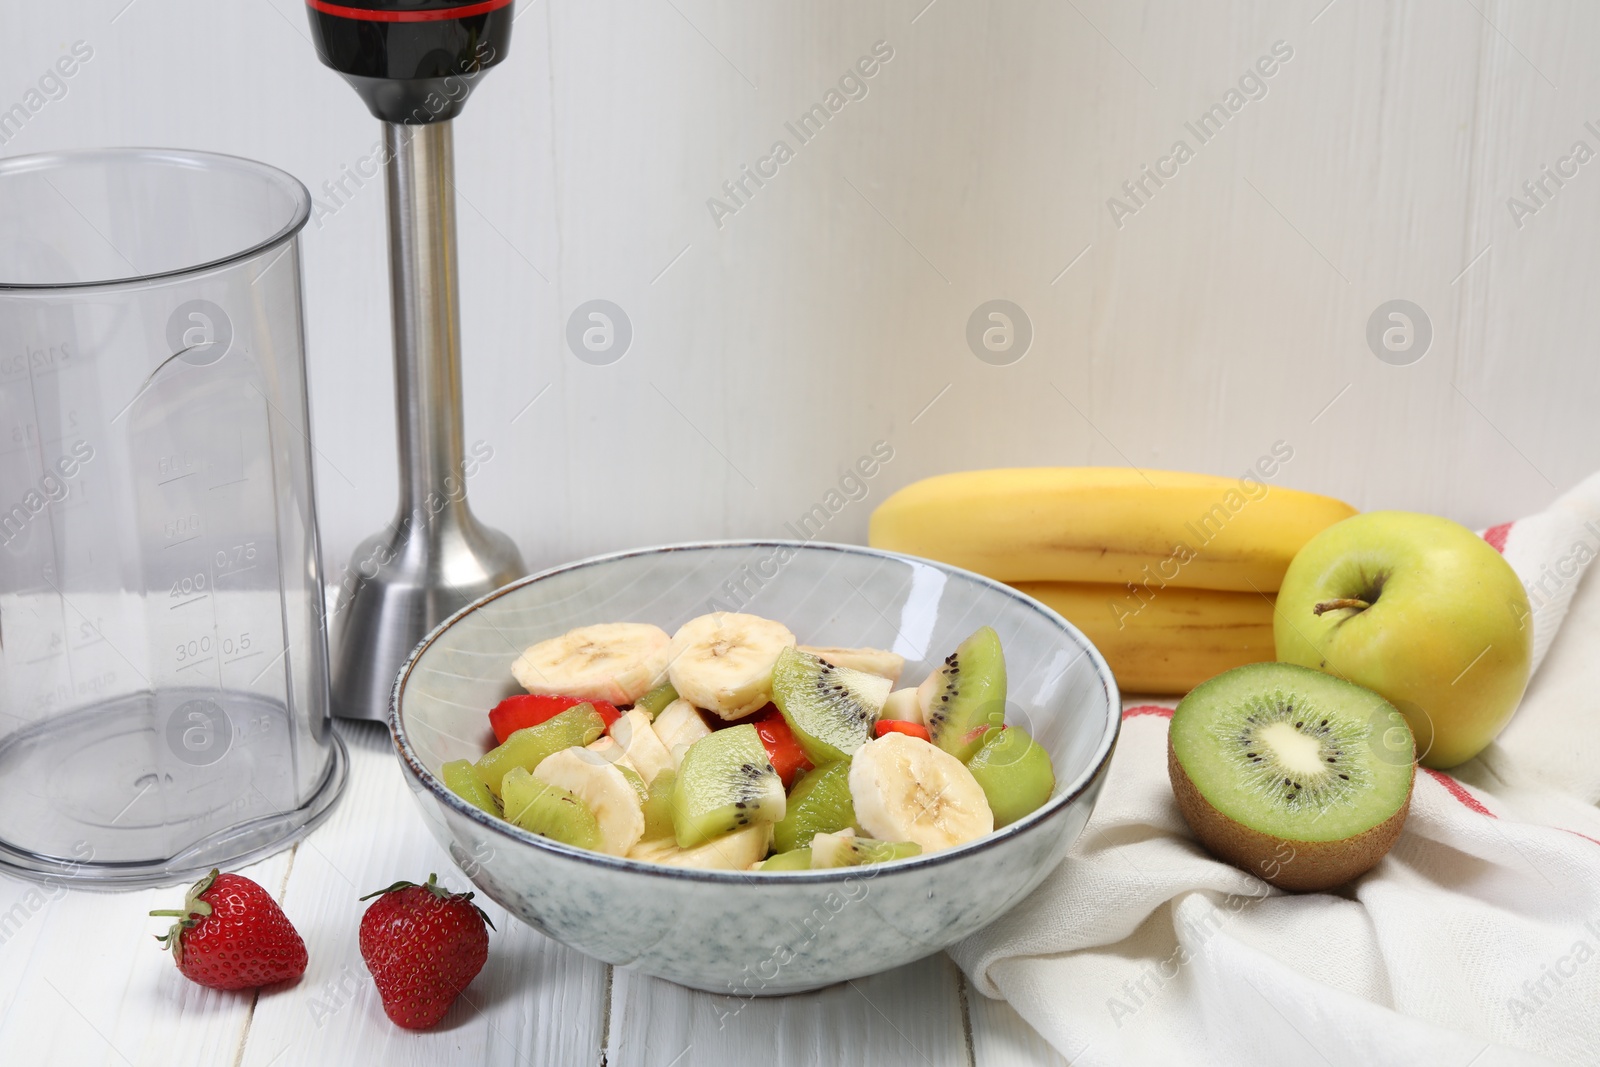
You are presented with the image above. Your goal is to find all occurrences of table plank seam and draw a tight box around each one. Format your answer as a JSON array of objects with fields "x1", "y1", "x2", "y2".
[
  {"x1": 599, "y1": 962, "x2": 615, "y2": 1067},
  {"x1": 957, "y1": 967, "x2": 976, "y2": 1067}
]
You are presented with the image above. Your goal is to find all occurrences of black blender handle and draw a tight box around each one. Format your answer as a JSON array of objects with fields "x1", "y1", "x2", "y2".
[{"x1": 305, "y1": 0, "x2": 514, "y2": 123}]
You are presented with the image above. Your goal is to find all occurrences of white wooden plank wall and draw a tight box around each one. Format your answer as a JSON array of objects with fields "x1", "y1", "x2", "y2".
[{"x1": 2, "y1": 1, "x2": 1591, "y2": 576}]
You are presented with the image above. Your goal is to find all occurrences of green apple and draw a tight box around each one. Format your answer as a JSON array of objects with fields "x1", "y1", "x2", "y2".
[{"x1": 1273, "y1": 511, "x2": 1531, "y2": 769}]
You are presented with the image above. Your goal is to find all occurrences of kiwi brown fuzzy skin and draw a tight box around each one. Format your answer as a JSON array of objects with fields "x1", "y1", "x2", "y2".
[{"x1": 1167, "y1": 734, "x2": 1413, "y2": 892}]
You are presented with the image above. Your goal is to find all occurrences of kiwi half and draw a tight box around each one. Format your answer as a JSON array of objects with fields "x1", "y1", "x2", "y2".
[{"x1": 1168, "y1": 662, "x2": 1414, "y2": 892}]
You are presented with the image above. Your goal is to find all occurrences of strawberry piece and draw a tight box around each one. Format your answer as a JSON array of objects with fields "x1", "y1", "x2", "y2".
[
  {"x1": 488, "y1": 694, "x2": 620, "y2": 743},
  {"x1": 875, "y1": 719, "x2": 932, "y2": 742},
  {"x1": 753, "y1": 706, "x2": 813, "y2": 788},
  {"x1": 359, "y1": 874, "x2": 493, "y2": 1030},
  {"x1": 151, "y1": 869, "x2": 307, "y2": 990}
]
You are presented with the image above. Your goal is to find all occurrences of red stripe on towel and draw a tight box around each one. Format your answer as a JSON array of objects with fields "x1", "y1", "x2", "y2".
[
  {"x1": 1482, "y1": 522, "x2": 1514, "y2": 553},
  {"x1": 1123, "y1": 705, "x2": 1174, "y2": 720},
  {"x1": 1423, "y1": 767, "x2": 1496, "y2": 817}
]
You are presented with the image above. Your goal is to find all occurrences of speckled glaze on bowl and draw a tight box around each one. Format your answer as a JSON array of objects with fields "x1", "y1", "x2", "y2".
[{"x1": 389, "y1": 541, "x2": 1119, "y2": 995}]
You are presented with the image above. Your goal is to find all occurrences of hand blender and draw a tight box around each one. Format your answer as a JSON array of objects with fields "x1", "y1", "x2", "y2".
[{"x1": 306, "y1": 0, "x2": 526, "y2": 720}]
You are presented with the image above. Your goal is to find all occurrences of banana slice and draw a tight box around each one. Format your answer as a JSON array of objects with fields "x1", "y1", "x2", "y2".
[
  {"x1": 512, "y1": 623, "x2": 671, "y2": 705},
  {"x1": 879, "y1": 687, "x2": 924, "y2": 725},
  {"x1": 808, "y1": 828, "x2": 857, "y2": 869},
  {"x1": 666, "y1": 613, "x2": 796, "y2": 720},
  {"x1": 532, "y1": 746, "x2": 646, "y2": 856},
  {"x1": 585, "y1": 735, "x2": 639, "y2": 774},
  {"x1": 652, "y1": 699, "x2": 713, "y2": 768},
  {"x1": 609, "y1": 709, "x2": 674, "y2": 785},
  {"x1": 799, "y1": 646, "x2": 906, "y2": 685},
  {"x1": 628, "y1": 823, "x2": 772, "y2": 870},
  {"x1": 849, "y1": 733, "x2": 993, "y2": 853}
]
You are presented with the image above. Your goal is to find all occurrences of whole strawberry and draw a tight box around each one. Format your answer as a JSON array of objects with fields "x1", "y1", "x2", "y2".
[
  {"x1": 151, "y1": 869, "x2": 307, "y2": 990},
  {"x1": 359, "y1": 873, "x2": 493, "y2": 1029}
]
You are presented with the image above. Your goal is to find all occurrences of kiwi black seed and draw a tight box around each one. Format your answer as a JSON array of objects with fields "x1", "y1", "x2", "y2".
[{"x1": 1168, "y1": 662, "x2": 1415, "y2": 893}]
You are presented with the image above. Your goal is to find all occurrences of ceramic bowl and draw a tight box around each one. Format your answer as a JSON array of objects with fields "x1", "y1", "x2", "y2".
[{"x1": 389, "y1": 541, "x2": 1119, "y2": 994}]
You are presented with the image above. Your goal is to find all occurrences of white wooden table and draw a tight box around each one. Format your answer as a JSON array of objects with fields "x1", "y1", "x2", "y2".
[{"x1": 0, "y1": 720, "x2": 1071, "y2": 1067}]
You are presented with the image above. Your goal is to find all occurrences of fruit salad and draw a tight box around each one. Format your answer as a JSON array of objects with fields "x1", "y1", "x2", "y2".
[{"x1": 438, "y1": 613, "x2": 1057, "y2": 871}]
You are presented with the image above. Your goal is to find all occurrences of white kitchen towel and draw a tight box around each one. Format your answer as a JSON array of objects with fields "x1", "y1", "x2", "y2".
[
  {"x1": 1482, "y1": 470, "x2": 1600, "y2": 803},
  {"x1": 951, "y1": 474, "x2": 1600, "y2": 1067}
]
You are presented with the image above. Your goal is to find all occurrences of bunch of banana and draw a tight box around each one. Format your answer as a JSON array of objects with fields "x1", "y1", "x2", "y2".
[{"x1": 868, "y1": 467, "x2": 1356, "y2": 694}]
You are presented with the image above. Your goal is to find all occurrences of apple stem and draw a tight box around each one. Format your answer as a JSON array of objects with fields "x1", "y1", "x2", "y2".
[{"x1": 1313, "y1": 598, "x2": 1371, "y2": 616}]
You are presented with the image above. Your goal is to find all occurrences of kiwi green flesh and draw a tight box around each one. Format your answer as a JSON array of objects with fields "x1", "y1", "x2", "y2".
[
  {"x1": 500, "y1": 768, "x2": 604, "y2": 851},
  {"x1": 671, "y1": 723, "x2": 786, "y2": 848},
  {"x1": 641, "y1": 770, "x2": 676, "y2": 840},
  {"x1": 966, "y1": 727, "x2": 1055, "y2": 828},
  {"x1": 632, "y1": 681, "x2": 679, "y2": 720},
  {"x1": 474, "y1": 705, "x2": 606, "y2": 798},
  {"x1": 771, "y1": 646, "x2": 887, "y2": 764},
  {"x1": 1171, "y1": 662, "x2": 1413, "y2": 843},
  {"x1": 773, "y1": 762, "x2": 856, "y2": 853},
  {"x1": 927, "y1": 626, "x2": 1008, "y2": 762},
  {"x1": 442, "y1": 759, "x2": 502, "y2": 817},
  {"x1": 759, "y1": 848, "x2": 814, "y2": 871}
]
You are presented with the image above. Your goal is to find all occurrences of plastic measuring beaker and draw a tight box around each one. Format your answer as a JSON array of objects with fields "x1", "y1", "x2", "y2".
[{"x1": 0, "y1": 149, "x2": 346, "y2": 888}]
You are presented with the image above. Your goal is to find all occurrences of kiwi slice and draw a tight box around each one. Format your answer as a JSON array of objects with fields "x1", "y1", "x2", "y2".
[
  {"x1": 632, "y1": 680, "x2": 679, "y2": 720},
  {"x1": 501, "y1": 767, "x2": 604, "y2": 851},
  {"x1": 966, "y1": 727, "x2": 1055, "y2": 828},
  {"x1": 641, "y1": 769, "x2": 676, "y2": 841},
  {"x1": 773, "y1": 762, "x2": 856, "y2": 853},
  {"x1": 473, "y1": 704, "x2": 607, "y2": 798},
  {"x1": 759, "y1": 848, "x2": 814, "y2": 871},
  {"x1": 1168, "y1": 662, "x2": 1415, "y2": 892},
  {"x1": 770, "y1": 646, "x2": 891, "y2": 764},
  {"x1": 671, "y1": 724, "x2": 787, "y2": 848},
  {"x1": 441, "y1": 758, "x2": 502, "y2": 817},
  {"x1": 809, "y1": 830, "x2": 921, "y2": 869},
  {"x1": 924, "y1": 626, "x2": 1007, "y2": 762}
]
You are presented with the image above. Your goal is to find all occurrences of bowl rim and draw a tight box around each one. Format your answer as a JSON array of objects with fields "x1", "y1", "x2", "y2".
[{"x1": 388, "y1": 539, "x2": 1121, "y2": 883}]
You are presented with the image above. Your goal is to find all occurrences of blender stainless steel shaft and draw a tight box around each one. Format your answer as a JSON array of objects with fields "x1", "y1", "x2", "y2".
[
  {"x1": 306, "y1": 0, "x2": 525, "y2": 720},
  {"x1": 328, "y1": 121, "x2": 525, "y2": 720}
]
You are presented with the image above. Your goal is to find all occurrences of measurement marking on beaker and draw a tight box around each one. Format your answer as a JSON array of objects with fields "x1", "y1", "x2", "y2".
[
  {"x1": 213, "y1": 564, "x2": 258, "y2": 581},
  {"x1": 224, "y1": 651, "x2": 264, "y2": 665},
  {"x1": 169, "y1": 595, "x2": 209, "y2": 610},
  {"x1": 175, "y1": 659, "x2": 210, "y2": 674},
  {"x1": 157, "y1": 470, "x2": 198, "y2": 486},
  {"x1": 208, "y1": 476, "x2": 249, "y2": 491},
  {"x1": 24, "y1": 651, "x2": 63, "y2": 665},
  {"x1": 163, "y1": 534, "x2": 202, "y2": 550}
]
